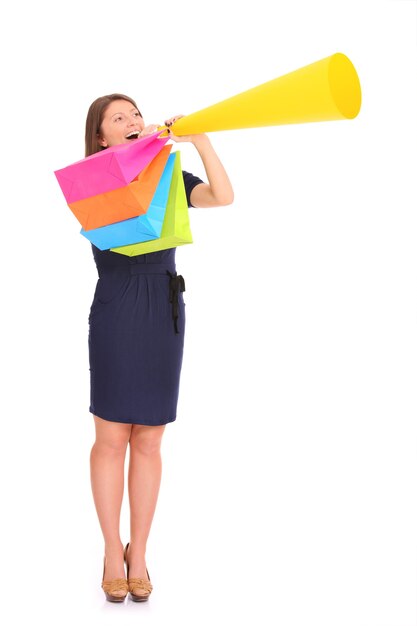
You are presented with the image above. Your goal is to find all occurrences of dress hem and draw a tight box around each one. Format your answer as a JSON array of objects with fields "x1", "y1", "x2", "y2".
[{"x1": 89, "y1": 407, "x2": 177, "y2": 426}]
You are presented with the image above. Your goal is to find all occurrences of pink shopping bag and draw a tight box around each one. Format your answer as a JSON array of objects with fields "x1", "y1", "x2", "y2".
[{"x1": 54, "y1": 130, "x2": 169, "y2": 204}]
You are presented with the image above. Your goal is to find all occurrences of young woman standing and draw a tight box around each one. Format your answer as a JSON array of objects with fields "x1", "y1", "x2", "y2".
[{"x1": 84, "y1": 94, "x2": 233, "y2": 602}]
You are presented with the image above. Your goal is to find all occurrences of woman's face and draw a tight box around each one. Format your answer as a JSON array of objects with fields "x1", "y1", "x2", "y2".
[{"x1": 98, "y1": 99, "x2": 145, "y2": 148}]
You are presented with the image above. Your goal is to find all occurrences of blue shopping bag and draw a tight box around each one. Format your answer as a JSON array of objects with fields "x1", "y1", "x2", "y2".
[{"x1": 80, "y1": 152, "x2": 176, "y2": 250}]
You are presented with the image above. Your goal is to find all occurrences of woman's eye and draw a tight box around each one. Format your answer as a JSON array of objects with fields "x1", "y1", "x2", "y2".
[{"x1": 134, "y1": 112, "x2": 140, "y2": 117}]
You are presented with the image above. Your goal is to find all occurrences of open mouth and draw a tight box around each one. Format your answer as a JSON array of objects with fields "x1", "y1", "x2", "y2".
[{"x1": 125, "y1": 131, "x2": 140, "y2": 140}]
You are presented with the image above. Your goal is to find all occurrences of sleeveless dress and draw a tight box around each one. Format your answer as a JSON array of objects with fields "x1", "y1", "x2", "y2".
[{"x1": 88, "y1": 170, "x2": 204, "y2": 425}]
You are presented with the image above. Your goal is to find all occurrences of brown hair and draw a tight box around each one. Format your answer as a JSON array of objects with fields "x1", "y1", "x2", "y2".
[{"x1": 84, "y1": 93, "x2": 142, "y2": 157}]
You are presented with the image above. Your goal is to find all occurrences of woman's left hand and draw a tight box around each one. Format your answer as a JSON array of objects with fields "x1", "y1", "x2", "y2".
[{"x1": 164, "y1": 114, "x2": 207, "y2": 144}]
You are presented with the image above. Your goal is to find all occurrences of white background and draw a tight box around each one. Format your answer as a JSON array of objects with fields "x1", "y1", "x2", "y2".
[{"x1": 1, "y1": 1, "x2": 416, "y2": 624}]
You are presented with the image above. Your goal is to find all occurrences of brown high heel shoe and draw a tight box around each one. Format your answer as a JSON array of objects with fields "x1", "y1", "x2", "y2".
[
  {"x1": 101, "y1": 555, "x2": 129, "y2": 602},
  {"x1": 124, "y1": 542, "x2": 153, "y2": 602}
]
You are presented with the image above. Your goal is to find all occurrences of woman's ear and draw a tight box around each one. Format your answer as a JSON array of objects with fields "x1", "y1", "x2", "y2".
[{"x1": 97, "y1": 133, "x2": 108, "y2": 148}]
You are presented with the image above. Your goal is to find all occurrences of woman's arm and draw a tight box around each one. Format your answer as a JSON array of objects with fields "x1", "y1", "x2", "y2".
[
  {"x1": 164, "y1": 115, "x2": 234, "y2": 208},
  {"x1": 189, "y1": 135, "x2": 234, "y2": 208}
]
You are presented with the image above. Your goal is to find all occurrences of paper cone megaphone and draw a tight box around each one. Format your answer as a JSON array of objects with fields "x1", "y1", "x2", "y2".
[{"x1": 166, "y1": 52, "x2": 361, "y2": 135}]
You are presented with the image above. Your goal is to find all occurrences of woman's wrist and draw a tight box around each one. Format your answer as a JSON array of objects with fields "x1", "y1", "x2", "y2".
[{"x1": 191, "y1": 133, "x2": 210, "y2": 148}]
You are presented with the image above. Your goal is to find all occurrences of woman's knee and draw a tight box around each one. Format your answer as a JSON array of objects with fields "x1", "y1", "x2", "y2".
[
  {"x1": 92, "y1": 415, "x2": 132, "y2": 455},
  {"x1": 129, "y1": 424, "x2": 166, "y2": 456}
]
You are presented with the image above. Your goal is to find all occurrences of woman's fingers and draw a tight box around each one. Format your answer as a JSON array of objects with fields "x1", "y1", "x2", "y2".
[
  {"x1": 164, "y1": 114, "x2": 184, "y2": 127},
  {"x1": 139, "y1": 124, "x2": 160, "y2": 137}
]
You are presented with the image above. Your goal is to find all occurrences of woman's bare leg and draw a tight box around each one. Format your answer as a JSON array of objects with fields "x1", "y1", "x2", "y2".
[
  {"x1": 90, "y1": 415, "x2": 132, "y2": 580},
  {"x1": 127, "y1": 424, "x2": 166, "y2": 578}
]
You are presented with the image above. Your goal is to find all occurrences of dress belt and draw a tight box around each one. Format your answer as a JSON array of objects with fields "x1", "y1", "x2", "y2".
[{"x1": 98, "y1": 263, "x2": 185, "y2": 335}]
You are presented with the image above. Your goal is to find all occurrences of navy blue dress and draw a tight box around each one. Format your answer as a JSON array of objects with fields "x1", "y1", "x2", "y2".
[{"x1": 88, "y1": 170, "x2": 204, "y2": 425}]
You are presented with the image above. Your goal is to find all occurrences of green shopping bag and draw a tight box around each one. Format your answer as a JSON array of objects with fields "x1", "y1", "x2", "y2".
[{"x1": 110, "y1": 151, "x2": 193, "y2": 256}]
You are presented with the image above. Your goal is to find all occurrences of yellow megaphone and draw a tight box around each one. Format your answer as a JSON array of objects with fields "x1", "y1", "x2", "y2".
[{"x1": 161, "y1": 52, "x2": 361, "y2": 136}]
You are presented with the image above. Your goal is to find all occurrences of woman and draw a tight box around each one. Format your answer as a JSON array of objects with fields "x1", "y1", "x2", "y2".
[{"x1": 85, "y1": 94, "x2": 233, "y2": 602}]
